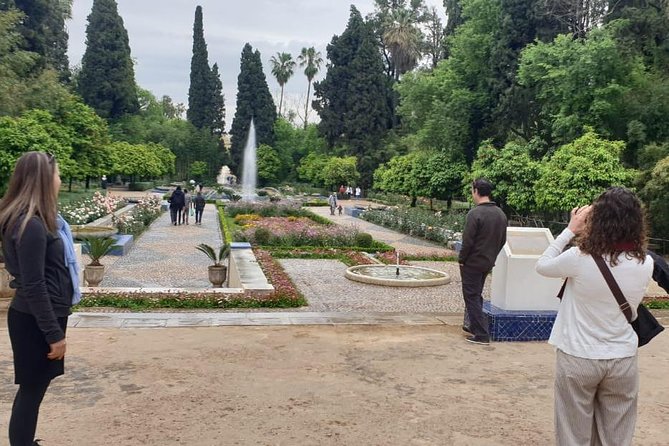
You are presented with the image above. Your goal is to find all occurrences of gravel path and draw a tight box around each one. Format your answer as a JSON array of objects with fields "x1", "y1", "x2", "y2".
[
  {"x1": 102, "y1": 204, "x2": 222, "y2": 288},
  {"x1": 279, "y1": 259, "x2": 490, "y2": 313}
]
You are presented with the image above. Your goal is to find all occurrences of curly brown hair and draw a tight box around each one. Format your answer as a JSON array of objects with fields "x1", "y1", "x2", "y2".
[{"x1": 578, "y1": 187, "x2": 647, "y2": 265}]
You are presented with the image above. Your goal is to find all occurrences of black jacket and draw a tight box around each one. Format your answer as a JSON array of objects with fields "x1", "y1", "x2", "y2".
[
  {"x1": 2, "y1": 216, "x2": 73, "y2": 343},
  {"x1": 168, "y1": 190, "x2": 185, "y2": 209},
  {"x1": 649, "y1": 250, "x2": 669, "y2": 293},
  {"x1": 458, "y1": 202, "x2": 508, "y2": 272},
  {"x1": 194, "y1": 195, "x2": 206, "y2": 210}
]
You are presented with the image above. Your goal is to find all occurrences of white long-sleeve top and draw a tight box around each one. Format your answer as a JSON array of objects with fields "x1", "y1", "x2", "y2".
[{"x1": 536, "y1": 228, "x2": 653, "y2": 359}]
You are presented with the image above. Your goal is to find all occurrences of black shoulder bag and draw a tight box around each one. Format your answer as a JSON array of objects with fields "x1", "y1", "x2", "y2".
[{"x1": 593, "y1": 256, "x2": 664, "y2": 347}]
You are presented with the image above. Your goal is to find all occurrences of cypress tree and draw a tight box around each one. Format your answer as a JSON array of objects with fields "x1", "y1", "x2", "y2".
[
  {"x1": 229, "y1": 43, "x2": 277, "y2": 173},
  {"x1": 210, "y1": 63, "x2": 225, "y2": 137},
  {"x1": 313, "y1": 6, "x2": 394, "y2": 187},
  {"x1": 1, "y1": 0, "x2": 71, "y2": 80},
  {"x1": 187, "y1": 5, "x2": 213, "y2": 129},
  {"x1": 78, "y1": 0, "x2": 138, "y2": 120}
]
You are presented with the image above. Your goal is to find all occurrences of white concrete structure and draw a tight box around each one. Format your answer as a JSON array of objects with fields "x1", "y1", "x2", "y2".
[{"x1": 491, "y1": 227, "x2": 563, "y2": 311}]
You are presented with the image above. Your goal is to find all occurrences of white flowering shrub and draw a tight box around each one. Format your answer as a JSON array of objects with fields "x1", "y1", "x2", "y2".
[{"x1": 60, "y1": 192, "x2": 126, "y2": 225}]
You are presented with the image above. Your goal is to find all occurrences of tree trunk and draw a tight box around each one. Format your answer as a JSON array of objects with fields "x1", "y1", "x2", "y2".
[
  {"x1": 85, "y1": 177, "x2": 90, "y2": 189},
  {"x1": 410, "y1": 195, "x2": 417, "y2": 207},
  {"x1": 68, "y1": 177, "x2": 73, "y2": 192},
  {"x1": 304, "y1": 80, "x2": 312, "y2": 130},
  {"x1": 279, "y1": 85, "x2": 284, "y2": 117}
]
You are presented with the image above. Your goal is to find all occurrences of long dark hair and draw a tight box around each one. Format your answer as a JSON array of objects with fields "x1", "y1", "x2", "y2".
[
  {"x1": 0, "y1": 152, "x2": 59, "y2": 240},
  {"x1": 578, "y1": 187, "x2": 647, "y2": 265}
]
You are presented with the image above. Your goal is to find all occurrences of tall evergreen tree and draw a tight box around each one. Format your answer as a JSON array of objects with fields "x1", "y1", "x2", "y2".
[
  {"x1": 210, "y1": 63, "x2": 226, "y2": 137},
  {"x1": 313, "y1": 6, "x2": 394, "y2": 187},
  {"x1": 0, "y1": 0, "x2": 71, "y2": 80},
  {"x1": 187, "y1": 5, "x2": 214, "y2": 129},
  {"x1": 229, "y1": 43, "x2": 277, "y2": 173},
  {"x1": 77, "y1": 0, "x2": 138, "y2": 120}
]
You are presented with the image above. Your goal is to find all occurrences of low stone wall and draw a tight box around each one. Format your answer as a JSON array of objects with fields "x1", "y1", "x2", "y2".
[{"x1": 228, "y1": 242, "x2": 274, "y2": 295}]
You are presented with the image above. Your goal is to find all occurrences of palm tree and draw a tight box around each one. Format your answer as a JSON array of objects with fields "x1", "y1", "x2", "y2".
[
  {"x1": 269, "y1": 52, "x2": 296, "y2": 117},
  {"x1": 297, "y1": 46, "x2": 323, "y2": 129},
  {"x1": 383, "y1": 8, "x2": 422, "y2": 80}
]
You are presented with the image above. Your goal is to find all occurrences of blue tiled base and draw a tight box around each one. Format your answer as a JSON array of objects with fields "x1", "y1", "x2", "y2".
[
  {"x1": 82, "y1": 234, "x2": 134, "y2": 256},
  {"x1": 483, "y1": 301, "x2": 556, "y2": 342},
  {"x1": 345, "y1": 207, "x2": 364, "y2": 218}
]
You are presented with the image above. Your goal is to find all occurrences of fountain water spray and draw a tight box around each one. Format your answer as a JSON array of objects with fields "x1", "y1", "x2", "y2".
[{"x1": 241, "y1": 119, "x2": 257, "y2": 201}]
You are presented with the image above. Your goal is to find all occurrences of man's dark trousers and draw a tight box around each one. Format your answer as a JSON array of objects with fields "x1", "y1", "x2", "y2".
[{"x1": 460, "y1": 265, "x2": 489, "y2": 338}]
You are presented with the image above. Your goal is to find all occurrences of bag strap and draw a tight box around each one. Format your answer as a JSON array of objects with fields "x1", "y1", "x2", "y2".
[
  {"x1": 557, "y1": 279, "x2": 567, "y2": 300},
  {"x1": 592, "y1": 256, "x2": 634, "y2": 323}
]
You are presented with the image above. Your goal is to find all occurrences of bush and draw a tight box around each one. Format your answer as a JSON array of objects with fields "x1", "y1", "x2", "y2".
[
  {"x1": 128, "y1": 181, "x2": 154, "y2": 191},
  {"x1": 354, "y1": 232, "x2": 374, "y2": 248},
  {"x1": 361, "y1": 207, "x2": 465, "y2": 244},
  {"x1": 303, "y1": 199, "x2": 328, "y2": 207},
  {"x1": 254, "y1": 227, "x2": 272, "y2": 245},
  {"x1": 257, "y1": 190, "x2": 268, "y2": 197}
]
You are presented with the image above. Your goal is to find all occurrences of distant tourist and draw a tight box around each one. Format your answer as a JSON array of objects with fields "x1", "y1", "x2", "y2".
[
  {"x1": 0, "y1": 152, "x2": 79, "y2": 446},
  {"x1": 346, "y1": 186, "x2": 353, "y2": 199},
  {"x1": 536, "y1": 187, "x2": 653, "y2": 446},
  {"x1": 182, "y1": 189, "x2": 192, "y2": 225},
  {"x1": 337, "y1": 204, "x2": 343, "y2": 215},
  {"x1": 168, "y1": 186, "x2": 185, "y2": 226},
  {"x1": 194, "y1": 192, "x2": 206, "y2": 225},
  {"x1": 458, "y1": 178, "x2": 507, "y2": 345},
  {"x1": 328, "y1": 192, "x2": 337, "y2": 216},
  {"x1": 339, "y1": 184, "x2": 345, "y2": 199},
  {"x1": 355, "y1": 186, "x2": 361, "y2": 200}
]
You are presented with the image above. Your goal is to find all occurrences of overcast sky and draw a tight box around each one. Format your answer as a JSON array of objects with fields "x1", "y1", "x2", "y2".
[{"x1": 67, "y1": 1, "x2": 446, "y2": 127}]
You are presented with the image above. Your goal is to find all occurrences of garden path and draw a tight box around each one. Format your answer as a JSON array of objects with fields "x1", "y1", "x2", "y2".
[
  {"x1": 308, "y1": 200, "x2": 455, "y2": 257},
  {"x1": 101, "y1": 203, "x2": 222, "y2": 288}
]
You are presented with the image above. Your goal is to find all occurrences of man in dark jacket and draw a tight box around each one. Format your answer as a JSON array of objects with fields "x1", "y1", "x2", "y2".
[
  {"x1": 459, "y1": 179, "x2": 508, "y2": 345},
  {"x1": 193, "y1": 192, "x2": 206, "y2": 225},
  {"x1": 168, "y1": 186, "x2": 185, "y2": 226},
  {"x1": 649, "y1": 251, "x2": 669, "y2": 293}
]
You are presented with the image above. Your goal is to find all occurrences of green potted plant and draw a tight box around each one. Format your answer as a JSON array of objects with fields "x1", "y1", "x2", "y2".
[
  {"x1": 196, "y1": 243, "x2": 230, "y2": 288},
  {"x1": 82, "y1": 236, "x2": 118, "y2": 287}
]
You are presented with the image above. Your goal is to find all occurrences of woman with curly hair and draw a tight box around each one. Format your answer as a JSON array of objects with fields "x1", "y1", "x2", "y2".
[{"x1": 536, "y1": 187, "x2": 653, "y2": 445}]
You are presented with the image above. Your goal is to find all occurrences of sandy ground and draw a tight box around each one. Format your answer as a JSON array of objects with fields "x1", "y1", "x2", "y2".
[{"x1": 1, "y1": 322, "x2": 668, "y2": 446}]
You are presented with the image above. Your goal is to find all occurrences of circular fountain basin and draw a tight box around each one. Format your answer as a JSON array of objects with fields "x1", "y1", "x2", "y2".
[{"x1": 345, "y1": 265, "x2": 451, "y2": 287}]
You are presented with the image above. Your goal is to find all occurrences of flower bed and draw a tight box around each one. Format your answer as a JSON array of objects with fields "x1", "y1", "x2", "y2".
[
  {"x1": 114, "y1": 195, "x2": 162, "y2": 236},
  {"x1": 269, "y1": 247, "x2": 378, "y2": 266},
  {"x1": 60, "y1": 192, "x2": 126, "y2": 225},
  {"x1": 361, "y1": 207, "x2": 466, "y2": 245},
  {"x1": 225, "y1": 201, "x2": 331, "y2": 225},
  {"x1": 242, "y1": 216, "x2": 358, "y2": 247},
  {"x1": 253, "y1": 249, "x2": 306, "y2": 303}
]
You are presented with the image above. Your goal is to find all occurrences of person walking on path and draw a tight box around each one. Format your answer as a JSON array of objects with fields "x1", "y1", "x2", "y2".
[
  {"x1": 328, "y1": 192, "x2": 338, "y2": 216},
  {"x1": 182, "y1": 189, "x2": 192, "y2": 225},
  {"x1": 536, "y1": 187, "x2": 653, "y2": 446},
  {"x1": 458, "y1": 178, "x2": 507, "y2": 345},
  {"x1": 0, "y1": 152, "x2": 80, "y2": 446},
  {"x1": 194, "y1": 192, "x2": 206, "y2": 225},
  {"x1": 355, "y1": 186, "x2": 361, "y2": 200},
  {"x1": 168, "y1": 186, "x2": 185, "y2": 226}
]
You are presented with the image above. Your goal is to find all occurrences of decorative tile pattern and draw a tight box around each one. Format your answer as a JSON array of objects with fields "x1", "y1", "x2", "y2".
[{"x1": 483, "y1": 301, "x2": 557, "y2": 342}]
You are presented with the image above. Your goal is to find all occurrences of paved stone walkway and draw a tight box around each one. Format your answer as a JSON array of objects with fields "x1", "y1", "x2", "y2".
[{"x1": 102, "y1": 203, "x2": 222, "y2": 288}]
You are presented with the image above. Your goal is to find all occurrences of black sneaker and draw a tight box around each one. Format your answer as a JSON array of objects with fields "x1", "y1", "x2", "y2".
[
  {"x1": 465, "y1": 335, "x2": 490, "y2": 345},
  {"x1": 462, "y1": 325, "x2": 472, "y2": 334}
]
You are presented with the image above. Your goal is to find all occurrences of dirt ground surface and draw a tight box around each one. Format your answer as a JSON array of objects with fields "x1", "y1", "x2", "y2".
[{"x1": 1, "y1": 321, "x2": 668, "y2": 446}]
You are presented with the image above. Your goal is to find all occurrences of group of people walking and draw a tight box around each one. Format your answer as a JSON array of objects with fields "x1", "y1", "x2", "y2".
[
  {"x1": 338, "y1": 184, "x2": 361, "y2": 200},
  {"x1": 167, "y1": 185, "x2": 206, "y2": 225}
]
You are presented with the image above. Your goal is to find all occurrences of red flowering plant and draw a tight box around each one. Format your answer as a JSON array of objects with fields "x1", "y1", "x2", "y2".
[{"x1": 253, "y1": 249, "x2": 306, "y2": 304}]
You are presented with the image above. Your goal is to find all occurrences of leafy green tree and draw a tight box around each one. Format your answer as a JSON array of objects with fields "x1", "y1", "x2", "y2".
[
  {"x1": 187, "y1": 5, "x2": 213, "y2": 130},
  {"x1": 270, "y1": 52, "x2": 296, "y2": 117},
  {"x1": 297, "y1": 46, "x2": 323, "y2": 128},
  {"x1": 256, "y1": 144, "x2": 282, "y2": 186},
  {"x1": 641, "y1": 156, "x2": 669, "y2": 239},
  {"x1": 109, "y1": 141, "x2": 166, "y2": 181},
  {"x1": 230, "y1": 43, "x2": 277, "y2": 173},
  {"x1": 534, "y1": 130, "x2": 636, "y2": 212},
  {"x1": 297, "y1": 152, "x2": 329, "y2": 185},
  {"x1": 189, "y1": 160, "x2": 208, "y2": 180},
  {"x1": 0, "y1": 110, "x2": 74, "y2": 189},
  {"x1": 1, "y1": 0, "x2": 72, "y2": 80},
  {"x1": 322, "y1": 156, "x2": 360, "y2": 190},
  {"x1": 468, "y1": 140, "x2": 541, "y2": 213},
  {"x1": 78, "y1": 0, "x2": 139, "y2": 120}
]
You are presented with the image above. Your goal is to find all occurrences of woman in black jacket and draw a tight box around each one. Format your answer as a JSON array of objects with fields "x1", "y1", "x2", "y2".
[
  {"x1": 168, "y1": 185, "x2": 185, "y2": 225},
  {"x1": 0, "y1": 152, "x2": 76, "y2": 445}
]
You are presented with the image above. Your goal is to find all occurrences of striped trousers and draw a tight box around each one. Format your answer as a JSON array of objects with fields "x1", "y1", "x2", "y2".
[{"x1": 554, "y1": 349, "x2": 638, "y2": 446}]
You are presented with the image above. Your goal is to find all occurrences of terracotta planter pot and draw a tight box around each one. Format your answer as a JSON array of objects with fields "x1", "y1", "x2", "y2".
[
  {"x1": 208, "y1": 265, "x2": 227, "y2": 288},
  {"x1": 84, "y1": 265, "x2": 106, "y2": 287}
]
